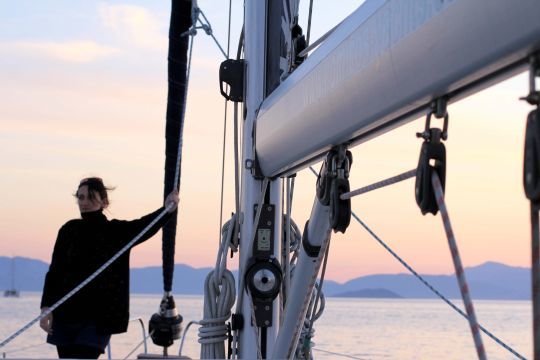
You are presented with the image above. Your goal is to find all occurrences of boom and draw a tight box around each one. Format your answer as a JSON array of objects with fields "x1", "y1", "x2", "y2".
[{"x1": 255, "y1": 0, "x2": 540, "y2": 177}]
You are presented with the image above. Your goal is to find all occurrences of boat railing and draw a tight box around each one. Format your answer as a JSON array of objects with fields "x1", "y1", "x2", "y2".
[{"x1": 106, "y1": 317, "x2": 148, "y2": 360}]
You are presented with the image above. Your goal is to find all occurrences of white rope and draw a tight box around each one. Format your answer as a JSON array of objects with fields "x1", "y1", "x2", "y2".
[
  {"x1": 295, "y1": 281, "x2": 325, "y2": 360},
  {"x1": 217, "y1": 0, "x2": 234, "y2": 246},
  {"x1": 0, "y1": 207, "x2": 172, "y2": 349},
  {"x1": 307, "y1": 165, "x2": 526, "y2": 359},
  {"x1": 341, "y1": 169, "x2": 417, "y2": 200},
  {"x1": 198, "y1": 215, "x2": 237, "y2": 359},
  {"x1": 431, "y1": 172, "x2": 486, "y2": 360},
  {"x1": 1, "y1": 3, "x2": 219, "y2": 353},
  {"x1": 284, "y1": 177, "x2": 295, "y2": 303},
  {"x1": 173, "y1": 30, "x2": 195, "y2": 192}
]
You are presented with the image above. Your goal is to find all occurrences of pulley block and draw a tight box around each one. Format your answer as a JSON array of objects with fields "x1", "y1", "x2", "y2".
[
  {"x1": 292, "y1": 24, "x2": 307, "y2": 67},
  {"x1": 316, "y1": 152, "x2": 334, "y2": 206},
  {"x1": 317, "y1": 146, "x2": 352, "y2": 232},
  {"x1": 415, "y1": 128, "x2": 446, "y2": 215},
  {"x1": 149, "y1": 294, "x2": 183, "y2": 348},
  {"x1": 524, "y1": 109, "x2": 540, "y2": 203},
  {"x1": 219, "y1": 59, "x2": 245, "y2": 102},
  {"x1": 330, "y1": 177, "x2": 351, "y2": 233}
]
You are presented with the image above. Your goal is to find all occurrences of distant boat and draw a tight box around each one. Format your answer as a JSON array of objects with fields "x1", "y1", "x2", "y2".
[{"x1": 4, "y1": 258, "x2": 20, "y2": 298}]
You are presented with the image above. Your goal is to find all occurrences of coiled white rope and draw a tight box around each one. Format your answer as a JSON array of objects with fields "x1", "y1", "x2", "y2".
[{"x1": 198, "y1": 215, "x2": 237, "y2": 359}]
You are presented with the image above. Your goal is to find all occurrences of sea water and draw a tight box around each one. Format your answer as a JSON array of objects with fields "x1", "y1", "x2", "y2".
[{"x1": 0, "y1": 293, "x2": 531, "y2": 359}]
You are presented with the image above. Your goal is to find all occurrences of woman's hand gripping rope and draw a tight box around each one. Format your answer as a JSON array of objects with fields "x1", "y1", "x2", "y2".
[
  {"x1": 165, "y1": 190, "x2": 180, "y2": 213},
  {"x1": 39, "y1": 307, "x2": 53, "y2": 335}
]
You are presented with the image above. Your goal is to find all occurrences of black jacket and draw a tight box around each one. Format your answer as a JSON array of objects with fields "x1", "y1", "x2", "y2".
[{"x1": 41, "y1": 208, "x2": 171, "y2": 334}]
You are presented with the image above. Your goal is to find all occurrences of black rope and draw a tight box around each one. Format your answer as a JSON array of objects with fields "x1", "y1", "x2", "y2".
[{"x1": 162, "y1": 0, "x2": 193, "y2": 292}]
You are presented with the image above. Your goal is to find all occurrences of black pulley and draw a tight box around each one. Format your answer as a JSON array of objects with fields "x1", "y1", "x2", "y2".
[
  {"x1": 415, "y1": 128, "x2": 446, "y2": 215},
  {"x1": 149, "y1": 294, "x2": 183, "y2": 348},
  {"x1": 292, "y1": 24, "x2": 306, "y2": 67},
  {"x1": 524, "y1": 110, "x2": 540, "y2": 203},
  {"x1": 330, "y1": 178, "x2": 351, "y2": 233},
  {"x1": 316, "y1": 152, "x2": 333, "y2": 206}
]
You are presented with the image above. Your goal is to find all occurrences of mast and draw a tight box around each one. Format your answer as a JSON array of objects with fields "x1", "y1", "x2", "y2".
[{"x1": 237, "y1": 1, "x2": 283, "y2": 358}]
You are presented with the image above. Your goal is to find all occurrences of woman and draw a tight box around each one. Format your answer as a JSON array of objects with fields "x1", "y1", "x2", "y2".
[{"x1": 39, "y1": 177, "x2": 179, "y2": 359}]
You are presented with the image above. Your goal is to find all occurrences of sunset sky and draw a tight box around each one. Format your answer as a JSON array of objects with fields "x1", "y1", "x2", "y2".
[{"x1": 0, "y1": 0, "x2": 534, "y2": 283}]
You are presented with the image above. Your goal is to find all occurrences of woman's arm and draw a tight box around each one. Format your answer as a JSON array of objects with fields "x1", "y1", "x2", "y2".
[{"x1": 118, "y1": 190, "x2": 179, "y2": 246}]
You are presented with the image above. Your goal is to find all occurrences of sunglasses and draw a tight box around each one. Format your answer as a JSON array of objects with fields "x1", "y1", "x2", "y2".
[{"x1": 79, "y1": 177, "x2": 103, "y2": 185}]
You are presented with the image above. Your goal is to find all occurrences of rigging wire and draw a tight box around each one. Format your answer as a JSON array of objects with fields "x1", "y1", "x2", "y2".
[
  {"x1": 312, "y1": 347, "x2": 368, "y2": 360},
  {"x1": 233, "y1": 103, "x2": 241, "y2": 223},
  {"x1": 308, "y1": 166, "x2": 526, "y2": 360},
  {"x1": 122, "y1": 330, "x2": 155, "y2": 360},
  {"x1": 284, "y1": 176, "x2": 295, "y2": 299},
  {"x1": 218, "y1": 103, "x2": 229, "y2": 241},
  {"x1": 229, "y1": 27, "x2": 245, "y2": 252},
  {"x1": 351, "y1": 210, "x2": 526, "y2": 359},
  {"x1": 304, "y1": 240, "x2": 330, "y2": 359},
  {"x1": 197, "y1": 9, "x2": 227, "y2": 59},
  {"x1": 306, "y1": 0, "x2": 314, "y2": 46},
  {"x1": 218, "y1": 0, "x2": 234, "y2": 243}
]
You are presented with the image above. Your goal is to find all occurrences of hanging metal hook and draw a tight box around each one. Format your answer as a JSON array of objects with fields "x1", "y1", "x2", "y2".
[
  {"x1": 416, "y1": 97, "x2": 449, "y2": 142},
  {"x1": 521, "y1": 55, "x2": 540, "y2": 106}
]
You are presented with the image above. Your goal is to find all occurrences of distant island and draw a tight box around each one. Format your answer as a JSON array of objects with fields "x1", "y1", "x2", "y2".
[
  {"x1": 0, "y1": 256, "x2": 530, "y2": 300},
  {"x1": 333, "y1": 288, "x2": 403, "y2": 299}
]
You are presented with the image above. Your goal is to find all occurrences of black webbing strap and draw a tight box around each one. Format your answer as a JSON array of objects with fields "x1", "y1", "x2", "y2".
[
  {"x1": 523, "y1": 55, "x2": 540, "y2": 360},
  {"x1": 162, "y1": 0, "x2": 193, "y2": 292}
]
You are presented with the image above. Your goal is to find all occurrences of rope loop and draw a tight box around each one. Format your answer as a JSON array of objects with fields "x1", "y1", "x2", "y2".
[{"x1": 199, "y1": 213, "x2": 237, "y2": 359}]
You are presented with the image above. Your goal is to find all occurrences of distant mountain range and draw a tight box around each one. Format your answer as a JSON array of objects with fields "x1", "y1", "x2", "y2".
[{"x1": 0, "y1": 256, "x2": 530, "y2": 300}]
